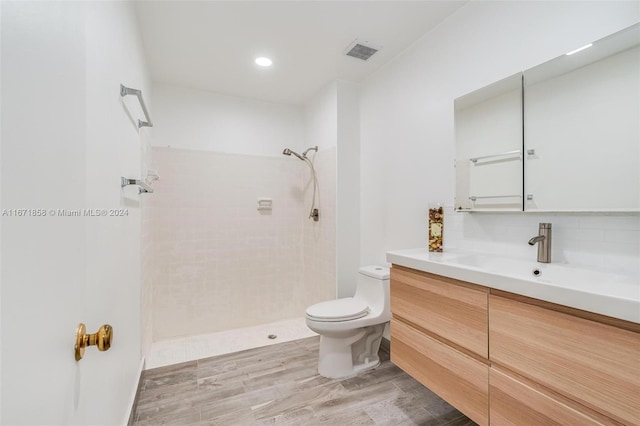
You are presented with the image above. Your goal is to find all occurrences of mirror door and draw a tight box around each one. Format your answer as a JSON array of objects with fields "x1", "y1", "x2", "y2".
[
  {"x1": 455, "y1": 73, "x2": 523, "y2": 212},
  {"x1": 523, "y1": 24, "x2": 640, "y2": 212}
]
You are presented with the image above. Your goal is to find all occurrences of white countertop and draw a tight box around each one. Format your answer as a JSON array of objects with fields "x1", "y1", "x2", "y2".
[{"x1": 386, "y1": 248, "x2": 640, "y2": 324}]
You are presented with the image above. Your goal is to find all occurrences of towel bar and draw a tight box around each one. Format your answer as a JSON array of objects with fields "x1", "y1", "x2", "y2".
[
  {"x1": 120, "y1": 84, "x2": 153, "y2": 128},
  {"x1": 469, "y1": 195, "x2": 521, "y2": 201},
  {"x1": 470, "y1": 150, "x2": 521, "y2": 164}
]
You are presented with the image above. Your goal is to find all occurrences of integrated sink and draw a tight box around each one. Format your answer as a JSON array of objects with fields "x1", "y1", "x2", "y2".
[
  {"x1": 386, "y1": 248, "x2": 640, "y2": 323},
  {"x1": 446, "y1": 253, "x2": 535, "y2": 273},
  {"x1": 446, "y1": 253, "x2": 637, "y2": 299}
]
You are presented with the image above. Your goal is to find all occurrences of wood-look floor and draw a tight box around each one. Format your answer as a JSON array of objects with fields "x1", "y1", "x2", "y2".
[{"x1": 131, "y1": 336, "x2": 475, "y2": 425}]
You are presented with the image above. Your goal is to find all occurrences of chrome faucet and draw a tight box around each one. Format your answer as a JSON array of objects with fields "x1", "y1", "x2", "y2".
[{"x1": 528, "y1": 223, "x2": 552, "y2": 263}]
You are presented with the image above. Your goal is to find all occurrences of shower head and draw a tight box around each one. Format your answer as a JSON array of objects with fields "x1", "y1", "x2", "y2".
[{"x1": 282, "y1": 148, "x2": 305, "y2": 161}]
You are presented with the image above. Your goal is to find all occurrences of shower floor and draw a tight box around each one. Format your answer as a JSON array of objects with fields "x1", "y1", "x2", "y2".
[{"x1": 146, "y1": 317, "x2": 317, "y2": 369}]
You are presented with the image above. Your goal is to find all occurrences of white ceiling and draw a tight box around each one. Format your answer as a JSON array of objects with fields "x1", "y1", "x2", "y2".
[{"x1": 134, "y1": 1, "x2": 467, "y2": 105}]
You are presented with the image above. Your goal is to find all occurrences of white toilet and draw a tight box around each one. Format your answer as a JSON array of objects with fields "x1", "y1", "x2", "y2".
[{"x1": 305, "y1": 265, "x2": 391, "y2": 379}]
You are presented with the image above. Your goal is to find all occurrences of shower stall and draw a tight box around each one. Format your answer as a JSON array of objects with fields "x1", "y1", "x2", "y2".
[
  {"x1": 147, "y1": 148, "x2": 335, "y2": 339},
  {"x1": 142, "y1": 85, "x2": 337, "y2": 359}
]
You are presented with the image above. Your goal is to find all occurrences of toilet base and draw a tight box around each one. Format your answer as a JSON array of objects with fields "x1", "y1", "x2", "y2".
[{"x1": 316, "y1": 323, "x2": 386, "y2": 379}]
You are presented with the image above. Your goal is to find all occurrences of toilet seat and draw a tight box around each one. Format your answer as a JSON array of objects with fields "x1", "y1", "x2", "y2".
[{"x1": 306, "y1": 298, "x2": 370, "y2": 322}]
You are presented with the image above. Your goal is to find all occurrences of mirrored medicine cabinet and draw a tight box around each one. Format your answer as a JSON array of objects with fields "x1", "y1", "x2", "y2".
[{"x1": 455, "y1": 23, "x2": 640, "y2": 212}]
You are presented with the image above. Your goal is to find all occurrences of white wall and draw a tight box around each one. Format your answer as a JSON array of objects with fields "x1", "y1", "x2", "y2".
[
  {"x1": 336, "y1": 81, "x2": 361, "y2": 298},
  {"x1": 360, "y1": 1, "x2": 640, "y2": 276},
  {"x1": 1, "y1": 2, "x2": 149, "y2": 424},
  {"x1": 83, "y1": 4, "x2": 151, "y2": 424},
  {"x1": 305, "y1": 81, "x2": 338, "y2": 151},
  {"x1": 302, "y1": 80, "x2": 361, "y2": 299},
  {"x1": 151, "y1": 83, "x2": 303, "y2": 155}
]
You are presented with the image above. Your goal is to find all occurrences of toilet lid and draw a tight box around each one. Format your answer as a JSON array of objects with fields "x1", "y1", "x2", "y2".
[{"x1": 306, "y1": 298, "x2": 370, "y2": 322}]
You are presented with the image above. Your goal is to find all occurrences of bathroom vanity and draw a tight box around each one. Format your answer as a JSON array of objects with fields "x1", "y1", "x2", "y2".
[{"x1": 387, "y1": 249, "x2": 640, "y2": 426}]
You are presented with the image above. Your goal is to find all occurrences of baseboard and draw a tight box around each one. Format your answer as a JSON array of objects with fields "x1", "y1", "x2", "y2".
[{"x1": 125, "y1": 358, "x2": 145, "y2": 426}]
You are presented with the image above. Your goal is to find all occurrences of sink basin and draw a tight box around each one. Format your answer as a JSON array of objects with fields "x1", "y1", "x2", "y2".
[
  {"x1": 447, "y1": 254, "x2": 535, "y2": 274},
  {"x1": 447, "y1": 254, "x2": 638, "y2": 300}
]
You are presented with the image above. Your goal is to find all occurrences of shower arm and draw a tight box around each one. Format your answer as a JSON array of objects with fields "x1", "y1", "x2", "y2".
[
  {"x1": 282, "y1": 146, "x2": 317, "y2": 161},
  {"x1": 302, "y1": 146, "x2": 318, "y2": 157}
]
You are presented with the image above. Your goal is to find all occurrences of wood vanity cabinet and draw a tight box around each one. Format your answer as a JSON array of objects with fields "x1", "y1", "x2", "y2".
[
  {"x1": 489, "y1": 367, "x2": 614, "y2": 425},
  {"x1": 389, "y1": 264, "x2": 640, "y2": 426},
  {"x1": 390, "y1": 266, "x2": 490, "y2": 426},
  {"x1": 490, "y1": 293, "x2": 640, "y2": 425}
]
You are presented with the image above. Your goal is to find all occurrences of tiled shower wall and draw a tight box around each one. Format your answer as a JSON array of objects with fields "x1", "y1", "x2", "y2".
[
  {"x1": 303, "y1": 147, "x2": 337, "y2": 307},
  {"x1": 146, "y1": 147, "x2": 336, "y2": 341}
]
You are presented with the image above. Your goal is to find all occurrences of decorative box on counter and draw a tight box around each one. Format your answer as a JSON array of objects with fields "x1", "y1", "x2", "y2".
[{"x1": 428, "y1": 204, "x2": 443, "y2": 252}]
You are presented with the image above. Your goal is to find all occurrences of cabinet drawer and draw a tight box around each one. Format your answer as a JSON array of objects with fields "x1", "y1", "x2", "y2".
[
  {"x1": 490, "y1": 295, "x2": 640, "y2": 425},
  {"x1": 490, "y1": 368, "x2": 615, "y2": 425},
  {"x1": 391, "y1": 266, "x2": 488, "y2": 358},
  {"x1": 391, "y1": 319, "x2": 489, "y2": 426}
]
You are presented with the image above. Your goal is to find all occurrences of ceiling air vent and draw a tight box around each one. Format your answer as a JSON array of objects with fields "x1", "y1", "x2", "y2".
[{"x1": 344, "y1": 39, "x2": 380, "y2": 61}]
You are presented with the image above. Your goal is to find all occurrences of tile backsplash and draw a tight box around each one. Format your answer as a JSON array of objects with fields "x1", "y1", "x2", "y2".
[{"x1": 444, "y1": 207, "x2": 640, "y2": 277}]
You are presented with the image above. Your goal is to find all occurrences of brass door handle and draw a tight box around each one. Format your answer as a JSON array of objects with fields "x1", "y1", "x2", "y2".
[{"x1": 75, "y1": 323, "x2": 113, "y2": 361}]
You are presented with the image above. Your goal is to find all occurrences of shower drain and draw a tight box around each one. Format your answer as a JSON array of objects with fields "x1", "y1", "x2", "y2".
[{"x1": 268, "y1": 334, "x2": 277, "y2": 340}]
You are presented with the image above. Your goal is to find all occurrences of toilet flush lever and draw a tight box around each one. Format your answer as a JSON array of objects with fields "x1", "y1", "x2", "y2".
[{"x1": 75, "y1": 323, "x2": 113, "y2": 361}]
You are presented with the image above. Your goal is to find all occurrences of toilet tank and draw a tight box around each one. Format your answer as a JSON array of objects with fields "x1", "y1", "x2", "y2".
[{"x1": 354, "y1": 265, "x2": 390, "y2": 315}]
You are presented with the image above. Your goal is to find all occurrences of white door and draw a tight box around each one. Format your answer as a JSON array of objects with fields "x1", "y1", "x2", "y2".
[
  {"x1": 2, "y1": 2, "x2": 145, "y2": 424},
  {"x1": 1, "y1": 2, "x2": 89, "y2": 423}
]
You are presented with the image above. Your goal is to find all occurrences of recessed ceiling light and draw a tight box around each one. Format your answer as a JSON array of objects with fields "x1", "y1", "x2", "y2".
[{"x1": 255, "y1": 57, "x2": 273, "y2": 67}]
